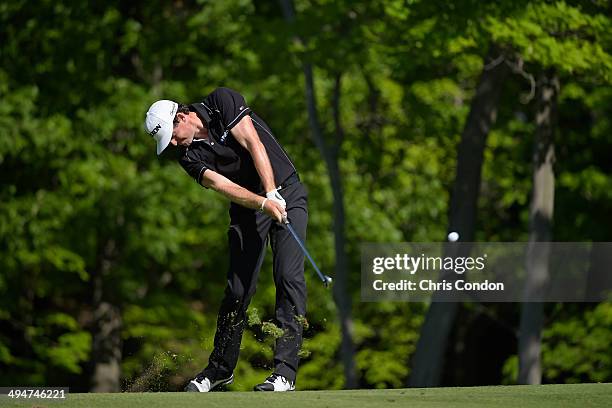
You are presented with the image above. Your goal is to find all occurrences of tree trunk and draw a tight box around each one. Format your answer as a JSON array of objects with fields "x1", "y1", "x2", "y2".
[
  {"x1": 518, "y1": 70, "x2": 559, "y2": 385},
  {"x1": 90, "y1": 239, "x2": 122, "y2": 392},
  {"x1": 585, "y1": 243, "x2": 612, "y2": 301},
  {"x1": 329, "y1": 74, "x2": 358, "y2": 389},
  {"x1": 91, "y1": 301, "x2": 122, "y2": 392},
  {"x1": 302, "y1": 55, "x2": 357, "y2": 391},
  {"x1": 409, "y1": 49, "x2": 509, "y2": 387},
  {"x1": 279, "y1": 1, "x2": 357, "y2": 388},
  {"x1": 303, "y1": 62, "x2": 358, "y2": 392}
]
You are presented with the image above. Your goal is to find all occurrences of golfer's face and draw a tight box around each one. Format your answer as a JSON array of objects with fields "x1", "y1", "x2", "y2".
[{"x1": 171, "y1": 114, "x2": 196, "y2": 147}]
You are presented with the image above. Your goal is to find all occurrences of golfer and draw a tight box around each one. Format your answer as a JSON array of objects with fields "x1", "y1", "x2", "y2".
[{"x1": 144, "y1": 87, "x2": 308, "y2": 392}]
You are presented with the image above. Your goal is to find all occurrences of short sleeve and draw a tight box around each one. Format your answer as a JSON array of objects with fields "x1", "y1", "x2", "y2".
[
  {"x1": 178, "y1": 148, "x2": 211, "y2": 186},
  {"x1": 209, "y1": 87, "x2": 252, "y2": 131}
]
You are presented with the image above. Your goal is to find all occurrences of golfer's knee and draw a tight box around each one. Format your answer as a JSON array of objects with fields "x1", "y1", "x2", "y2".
[{"x1": 224, "y1": 285, "x2": 253, "y2": 309}]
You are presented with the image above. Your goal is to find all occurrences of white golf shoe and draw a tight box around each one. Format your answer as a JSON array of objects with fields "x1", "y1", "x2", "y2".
[
  {"x1": 253, "y1": 373, "x2": 295, "y2": 391},
  {"x1": 184, "y1": 373, "x2": 234, "y2": 392}
]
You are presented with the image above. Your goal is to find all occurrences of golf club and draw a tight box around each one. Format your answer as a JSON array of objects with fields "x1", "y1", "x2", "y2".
[{"x1": 283, "y1": 217, "x2": 333, "y2": 288}]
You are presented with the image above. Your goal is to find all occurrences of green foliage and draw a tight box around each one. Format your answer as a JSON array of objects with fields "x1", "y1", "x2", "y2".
[
  {"x1": 541, "y1": 303, "x2": 612, "y2": 383},
  {"x1": 485, "y1": 1, "x2": 612, "y2": 81},
  {"x1": 46, "y1": 332, "x2": 92, "y2": 374},
  {"x1": 503, "y1": 303, "x2": 612, "y2": 384},
  {"x1": 354, "y1": 303, "x2": 426, "y2": 388}
]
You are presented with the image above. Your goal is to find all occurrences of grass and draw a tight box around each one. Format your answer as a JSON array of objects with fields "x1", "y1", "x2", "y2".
[{"x1": 1, "y1": 383, "x2": 611, "y2": 408}]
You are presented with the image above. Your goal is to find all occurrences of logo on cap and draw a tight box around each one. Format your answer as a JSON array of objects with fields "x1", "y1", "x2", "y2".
[{"x1": 149, "y1": 123, "x2": 162, "y2": 136}]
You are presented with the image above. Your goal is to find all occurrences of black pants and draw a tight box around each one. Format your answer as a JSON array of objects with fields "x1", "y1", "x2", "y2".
[{"x1": 203, "y1": 181, "x2": 308, "y2": 383}]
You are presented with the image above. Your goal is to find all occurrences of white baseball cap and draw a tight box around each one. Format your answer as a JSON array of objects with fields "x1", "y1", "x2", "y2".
[{"x1": 144, "y1": 100, "x2": 179, "y2": 155}]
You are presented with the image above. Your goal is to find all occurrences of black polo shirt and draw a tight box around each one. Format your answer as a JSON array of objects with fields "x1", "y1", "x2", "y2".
[{"x1": 178, "y1": 87, "x2": 297, "y2": 195}]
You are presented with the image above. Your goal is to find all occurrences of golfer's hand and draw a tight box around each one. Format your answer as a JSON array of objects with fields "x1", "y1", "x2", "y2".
[
  {"x1": 263, "y1": 199, "x2": 286, "y2": 223},
  {"x1": 266, "y1": 189, "x2": 286, "y2": 210}
]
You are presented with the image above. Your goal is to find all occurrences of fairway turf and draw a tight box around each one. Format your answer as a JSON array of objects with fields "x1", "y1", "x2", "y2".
[{"x1": 1, "y1": 383, "x2": 610, "y2": 408}]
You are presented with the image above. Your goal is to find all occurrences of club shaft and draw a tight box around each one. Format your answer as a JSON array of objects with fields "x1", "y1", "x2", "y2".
[{"x1": 285, "y1": 222, "x2": 327, "y2": 284}]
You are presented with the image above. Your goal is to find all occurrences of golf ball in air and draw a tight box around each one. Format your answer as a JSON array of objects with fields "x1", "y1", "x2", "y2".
[{"x1": 447, "y1": 232, "x2": 459, "y2": 242}]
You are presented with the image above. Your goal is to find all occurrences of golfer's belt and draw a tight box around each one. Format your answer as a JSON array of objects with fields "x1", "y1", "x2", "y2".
[{"x1": 278, "y1": 173, "x2": 300, "y2": 190}]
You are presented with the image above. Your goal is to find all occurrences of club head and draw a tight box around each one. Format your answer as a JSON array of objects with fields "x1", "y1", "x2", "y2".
[{"x1": 323, "y1": 275, "x2": 333, "y2": 288}]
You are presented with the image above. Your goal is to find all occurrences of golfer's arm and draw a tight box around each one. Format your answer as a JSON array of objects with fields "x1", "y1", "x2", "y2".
[
  {"x1": 231, "y1": 116, "x2": 277, "y2": 193},
  {"x1": 200, "y1": 169, "x2": 265, "y2": 210}
]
